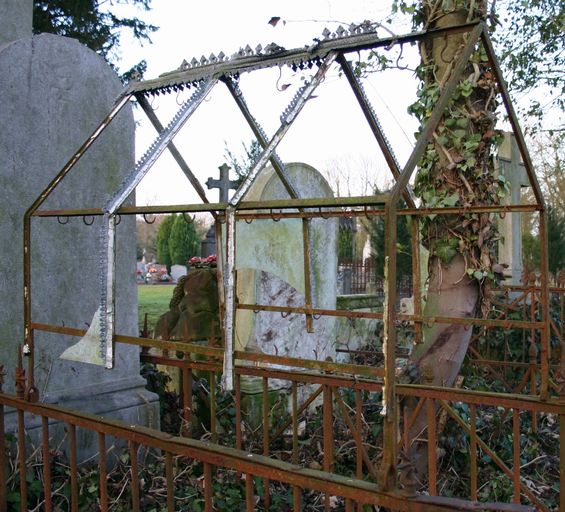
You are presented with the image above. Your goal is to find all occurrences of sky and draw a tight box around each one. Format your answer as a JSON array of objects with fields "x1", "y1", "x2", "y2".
[{"x1": 111, "y1": 0, "x2": 421, "y2": 207}]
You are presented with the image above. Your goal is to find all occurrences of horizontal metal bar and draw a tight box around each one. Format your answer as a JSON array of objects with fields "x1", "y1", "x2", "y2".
[
  {"x1": 234, "y1": 350, "x2": 383, "y2": 378},
  {"x1": 237, "y1": 304, "x2": 545, "y2": 329},
  {"x1": 31, "y1": 323, "x2": 224, "y2": 358},
  {"x1": 398, "y1": 384, "x2": 565, "y2": 415},
  {"x1": 33, "y1": 201, "x2": 539, "y2": 219},
  {"x1": 237, "y1": 303, "x2": 384, "y2": 320},
  {"x1": 469, "y1": 358, "x2": 560, "y2": 371}
]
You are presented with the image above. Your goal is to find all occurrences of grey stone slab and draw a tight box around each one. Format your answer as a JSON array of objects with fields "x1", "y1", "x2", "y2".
[{"x1": 0, "y1": 33, "x2": 157, "y2": 428}]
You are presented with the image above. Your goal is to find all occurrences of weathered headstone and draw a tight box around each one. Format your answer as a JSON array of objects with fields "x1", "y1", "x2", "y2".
[
  {"x1": 171, "y1": 264, "x2": 188, "y2": 282},
  {"x1": 498, "y1": 132, "x2": 529, "y2": 285},
  {"x1": 0, "y1": 4, "x2": 158, "y2": 454},
  {"x1": 235, "y1": 162, "x2": 338, "y2": 365}
]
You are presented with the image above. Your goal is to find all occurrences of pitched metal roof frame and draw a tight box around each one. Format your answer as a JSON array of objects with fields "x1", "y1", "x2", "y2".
[{"x1": 126, "y1": 22, "x2": 480, "y2": 97}]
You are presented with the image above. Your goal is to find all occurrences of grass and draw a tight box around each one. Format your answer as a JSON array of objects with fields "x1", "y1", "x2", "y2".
[{"x1": 138, "y1": 284, "x2": 174, "y2": 334}]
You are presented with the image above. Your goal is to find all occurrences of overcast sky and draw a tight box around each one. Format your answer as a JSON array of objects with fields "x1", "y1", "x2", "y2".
[{"x1": 112, "y1": 2, "x2": 422, "y2": 206}]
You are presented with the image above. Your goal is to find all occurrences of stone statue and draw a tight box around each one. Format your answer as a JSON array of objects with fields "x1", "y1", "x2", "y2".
[{"x1": 154, "y1": 262, "x2": 221, "y2": 345}]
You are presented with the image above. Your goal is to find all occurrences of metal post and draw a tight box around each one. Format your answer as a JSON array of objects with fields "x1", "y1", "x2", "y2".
[{"x1": 222, "y1": 207, "x2": 237, "y2": 391}]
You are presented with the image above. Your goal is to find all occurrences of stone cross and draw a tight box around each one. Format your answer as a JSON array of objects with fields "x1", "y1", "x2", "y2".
[
  {"x1": 206, "y1": 163, "x2": 238, "y2": 202},
  {"x1": 498, "y1": 132, "x2": 530, "y2": 285}
]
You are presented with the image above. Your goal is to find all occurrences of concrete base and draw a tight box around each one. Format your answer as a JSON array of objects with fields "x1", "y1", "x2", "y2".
[{"x1": 5, "y1": 378, "x2": 159, "y2": 464}]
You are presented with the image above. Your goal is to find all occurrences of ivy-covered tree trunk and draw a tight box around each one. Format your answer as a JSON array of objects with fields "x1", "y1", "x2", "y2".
[{"x1": 406, "y1": 0, "x2": 504, "y2": 454}]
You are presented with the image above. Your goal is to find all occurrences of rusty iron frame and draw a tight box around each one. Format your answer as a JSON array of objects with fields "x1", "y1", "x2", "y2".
[{"x1": 9, "y1": 19, "x2": 563, "y2": 512}]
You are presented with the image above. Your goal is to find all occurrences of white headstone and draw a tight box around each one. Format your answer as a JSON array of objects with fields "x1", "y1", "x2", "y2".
[
  {"x1": 171, "y1": 264, "x2": 188, "y2": 282},
  {"x1": 235, "y1": 163, "x2": 338, "y2": 365},
  {"x1": 498, "y1": 132, "x2": 529, "y2": 284}
]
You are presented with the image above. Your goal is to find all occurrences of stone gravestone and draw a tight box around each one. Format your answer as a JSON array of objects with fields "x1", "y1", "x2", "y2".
[
  {"x1": 171, "y1": 264, "x2": 188, "y2": 283},
  {"x1": 498, "y1": 132, "x2": 529, "y2": 285},
  {"x1": 235, "y1": 162, "x2": 338, "y2": 401},
  {"x1": 0, "y1": 3, "x2": 158, "y2": 455}
]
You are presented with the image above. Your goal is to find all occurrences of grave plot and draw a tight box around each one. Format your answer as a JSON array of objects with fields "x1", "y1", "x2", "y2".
[{"x1": 1, "y1": 15, "x2": 563, "y2": 512}]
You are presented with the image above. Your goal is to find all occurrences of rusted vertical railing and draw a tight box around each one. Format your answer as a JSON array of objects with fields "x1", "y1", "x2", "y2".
[
  {"x1": 204, "y1": 461, "x2": 213, "y2": 512},
  {"x1": 235, "y1": 373, "x2": 242, "y2": 453},
  {"x1": 181, "y1": 349, "x2": 193, "y2": 437},
  {"x1": 165, "y1": 451, "x2": 174, "y2": 511},
  {"x1": 291, "y1": 381, "x2": 301, "y2": 509},
  {"x1": 17, "y1": 408, "x2": 27, "y2": 512},
  {"x1": 245, "y1": 473, "x2": 254, "y2": 512},
  {"x1": 291, "y1": 381, "x2": 298, "y2": 464},
  {"x1": 129, "y1": 441, "x2": 140, "y2": 511},
  {"x1": 210, "y1": 372, "x2": 217, "y2": 443},
  {"x1": 355, "y1": 389, "x2": 363, "y2": 479},
  {"x1": 469, "y1": 404, "x2": 478, "y2": 501},
  {"x1": 427, "y1": 398, "x2": 437, "y2": 496},
  {"x1": 41, "y1": 416, "x2": 52, "y2": 512},
  {"x1": 513, "y1": 409, "x2": 521, "y2": 504},
  {"x1": 323, "y1": 384, "x2": 334, "y2": 511},
  {"x1": 98, "y1": 432, "x2": 108, "y2": 511},
  {"x1": 262, "y1": 376, "x2": 271, "y2": 510},
  {"x1": 68, "y1": 423, "x2": 78, "y2": 512}
]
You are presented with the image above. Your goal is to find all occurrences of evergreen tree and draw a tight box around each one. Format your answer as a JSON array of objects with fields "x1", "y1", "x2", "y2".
[
  {"x1": 33, "y1": 0, "x2": 157, "y2": 78},
  {"x1": 365, "y1": 205, "x2": 412, "y2": 285},
  {"x1": 155, "y1": 214, "x2": 175, "y2": 269},
  {"x1": 168, "y1": 214, "x2": 200, "y2": 266}
]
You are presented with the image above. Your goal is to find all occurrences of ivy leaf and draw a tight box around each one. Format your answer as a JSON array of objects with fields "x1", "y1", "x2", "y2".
[{"x1": 442, "y1": 193, "x2": 459, "y2": 207}]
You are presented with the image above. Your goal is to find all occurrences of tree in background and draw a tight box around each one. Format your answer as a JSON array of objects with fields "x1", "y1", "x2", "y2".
[
  {"x1": 136, "y1": 214, "x2": 164, "y2": 261},
  {"x1": 155, "y1": 214, "x2": 175, "y2": 270},
  {"x1": 522, "y1": 133, "x2": 565, "y2": 274},
  {"x1": 33, "y1": 0, "x2": 157, "y2": 79},
  {"x1": 497, "y1": 0, "x2": 565, "y2": 126},
  {"x1": 168, "y1": 214, "x2": 200, "y2": 266},
  {"x1": 364, "y1": 196, "x2": 412, "y2": 285},
  {"x1": 224, "y1": 140, "x2": 262, "y2": 185}
]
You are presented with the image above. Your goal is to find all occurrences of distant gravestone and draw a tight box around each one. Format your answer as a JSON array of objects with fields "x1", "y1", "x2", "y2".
[
  {"x1": 0, "y1": 9, "x2": 157, "y2": 454},
  {"x1": 498, "y1": 132, "x2": 529, "y2": 285},
  {"x1": 171, "y1": 264, "x2": 188, "y2": 282},
  {"x1": 235, "y1": 163, "x2": 338, "y2": 366}
]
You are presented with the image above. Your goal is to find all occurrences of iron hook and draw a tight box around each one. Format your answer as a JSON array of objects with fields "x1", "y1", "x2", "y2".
[
  {"x1": 182, "y1": 212, "x2": 195, "y2": 224},
  {"x1": 57, "y1": 216, "x2": 69, "y2": 225},
  {"x1": 271, "y1": 209, "x2": 282, "y2": 222},
  {"x1": 143, "y1": 213, "x2": 156, "y2": 224},
  {"x1": 82, "y1": 215, "x2": 95, "y2": 226}
]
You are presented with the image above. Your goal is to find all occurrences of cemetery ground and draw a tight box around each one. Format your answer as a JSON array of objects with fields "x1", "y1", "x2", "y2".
[
  {"x1": 138, "y1": 284, "x2": 174, "y2": 335},
  {"x1": 6, "y1": 284, "x2": 557, "y2": 511}
]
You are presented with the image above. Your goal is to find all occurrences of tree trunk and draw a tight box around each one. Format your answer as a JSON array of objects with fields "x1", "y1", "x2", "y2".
[
  {"x1": 411, "y1": 254, "x2": 478, "y2": 387},
  {"x1": 404, "y1": 0, "x2": 499, "y2": 477}
]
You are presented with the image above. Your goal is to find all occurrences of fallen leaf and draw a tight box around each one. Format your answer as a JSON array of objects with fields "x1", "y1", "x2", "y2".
[{"x1": 268, "y1": 16, "x2": 281, "y2": 27}]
